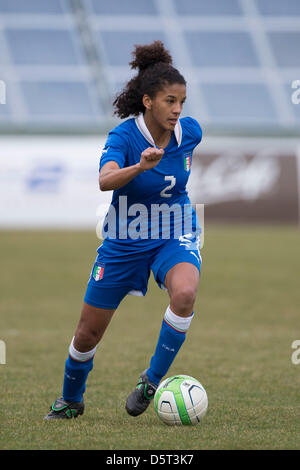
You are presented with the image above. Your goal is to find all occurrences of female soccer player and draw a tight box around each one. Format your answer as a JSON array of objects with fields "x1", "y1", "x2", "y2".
[{"x1": 45, "y1": 40, "x2": 202, "y2": 419}]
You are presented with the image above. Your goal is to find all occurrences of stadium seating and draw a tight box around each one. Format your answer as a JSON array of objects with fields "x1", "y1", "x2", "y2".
[{"x1": 0, "y1": 0, "x2": 299, "y2": 132}]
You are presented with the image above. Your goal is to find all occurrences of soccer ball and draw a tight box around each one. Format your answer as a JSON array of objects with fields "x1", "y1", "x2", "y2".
[{"x1": 154, "y1": 375, "x2": 208, "y2": 426}]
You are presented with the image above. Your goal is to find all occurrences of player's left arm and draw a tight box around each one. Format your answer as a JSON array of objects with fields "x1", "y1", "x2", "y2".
[
  {"x1": 99, "y1": 147, "x2": 164, "y2": 191},
  {"x1": 99, "y1": 161, "x2": 143, "y2": 191}
]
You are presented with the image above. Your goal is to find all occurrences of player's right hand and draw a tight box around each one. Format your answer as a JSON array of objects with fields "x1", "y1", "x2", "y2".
[{"x1": 139, "y1": 147, "x2": 164, "y2": 171}]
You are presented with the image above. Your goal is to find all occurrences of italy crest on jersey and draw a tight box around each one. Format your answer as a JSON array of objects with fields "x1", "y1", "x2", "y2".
[
  {"x1": 184, "y1": 153, "x2": 192, "y2": 172},
  {"x1": 93, "y1": 264, "x2": 104, "y2": 281}
]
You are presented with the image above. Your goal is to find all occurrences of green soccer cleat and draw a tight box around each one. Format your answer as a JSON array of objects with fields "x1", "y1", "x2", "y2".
[
  {"x1": 44, "y1": 397, "x2": 84, "y2": 420},
  {"x1": 125, "y1": 370, "x2": 157, "y2": 417}
]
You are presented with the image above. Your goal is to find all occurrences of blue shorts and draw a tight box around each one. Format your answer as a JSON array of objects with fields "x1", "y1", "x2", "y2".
[{"x1": 84, "y1": 236, "x2": 202, "y2": 310}]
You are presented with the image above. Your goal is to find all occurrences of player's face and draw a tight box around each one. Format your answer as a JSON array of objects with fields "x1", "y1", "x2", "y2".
[{"x1": 145, "y1": 83, "x2": 186, "y2": 132}]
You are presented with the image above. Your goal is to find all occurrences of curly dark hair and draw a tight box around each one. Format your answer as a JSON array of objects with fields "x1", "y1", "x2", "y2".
[{"x1": 113, "y1": 40, "x2": 186, "y2": 119}]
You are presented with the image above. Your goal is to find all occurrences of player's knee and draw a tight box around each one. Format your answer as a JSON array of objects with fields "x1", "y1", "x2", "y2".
[
  {"x1": 170, "y1": 285, "x2": 197, "y2": 314},
  {"x1": 74, "y1": 326, "x2": 99, "y2": 352}
]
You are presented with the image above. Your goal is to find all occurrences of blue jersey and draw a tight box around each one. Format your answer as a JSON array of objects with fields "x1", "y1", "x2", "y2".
[{"x1": 99, "y1": 114, "x2": 202, "y2": 253}]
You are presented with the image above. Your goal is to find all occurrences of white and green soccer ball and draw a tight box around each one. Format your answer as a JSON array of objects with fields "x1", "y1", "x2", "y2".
[{"x1": 154, "y1": 375, "x2": 208, "y2": 426}]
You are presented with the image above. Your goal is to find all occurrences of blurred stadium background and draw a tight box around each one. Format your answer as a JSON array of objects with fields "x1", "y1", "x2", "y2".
[
  {"x1": 1, "y1": 0, "x2": 300, "y2": 450},
  {"x1": 0, "y1": 0, "x2": 300, "y2": 228}
]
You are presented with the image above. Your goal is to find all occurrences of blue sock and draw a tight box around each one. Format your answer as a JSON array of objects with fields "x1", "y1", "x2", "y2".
[
  {"x1": 146, "y1": 306, "x2": 194, "y2": 386},
  {"x1": 62, "y1": 355, "x2": 94, "y2": 403},
  {"x1": 147, "y1": 319, "x2": 186, "y2": 386}
]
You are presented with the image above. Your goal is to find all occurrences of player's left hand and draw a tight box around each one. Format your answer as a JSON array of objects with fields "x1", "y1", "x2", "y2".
[{"x1": 140, "y1": 147, "x2": 164, "y2": 171}]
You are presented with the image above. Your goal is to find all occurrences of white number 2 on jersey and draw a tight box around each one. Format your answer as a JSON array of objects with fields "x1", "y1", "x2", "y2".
[{"x1": 160, "y1": 175, "x2": 176, "y2": 198}]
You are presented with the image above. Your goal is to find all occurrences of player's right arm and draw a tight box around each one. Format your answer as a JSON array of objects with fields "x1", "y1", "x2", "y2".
[{"x1": 99, "y1": 147, "x2": 164, "y2": 191}]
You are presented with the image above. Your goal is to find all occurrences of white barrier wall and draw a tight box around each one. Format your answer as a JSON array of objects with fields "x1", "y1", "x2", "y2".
[
  {"x1": 0, "y1": 136, "x2": 110, "y2": 228},
  {"x1": 0, "y1": 135, "x2": 299, "y2": 228}
]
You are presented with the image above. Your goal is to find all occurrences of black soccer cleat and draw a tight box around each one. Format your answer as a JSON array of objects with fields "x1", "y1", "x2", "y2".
[
  {"x1": 44, "y1": 397, "x2": 84, "y2": 420},
  {"x1": 125, "y1": 370, "x2": 157, "y2": 417}
]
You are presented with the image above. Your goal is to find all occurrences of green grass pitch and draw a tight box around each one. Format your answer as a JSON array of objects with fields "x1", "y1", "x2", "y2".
[{"x1": 0, "y1": 224, "x2": 300, "y2": 450}]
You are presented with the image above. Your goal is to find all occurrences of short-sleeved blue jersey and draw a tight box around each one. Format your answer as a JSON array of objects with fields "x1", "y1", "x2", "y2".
[{"x1": 99, "y1": 114, "x2": 202, "y2": 253}]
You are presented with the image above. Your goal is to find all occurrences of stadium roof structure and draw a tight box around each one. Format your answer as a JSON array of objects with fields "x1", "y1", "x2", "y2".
[{"x1": 0, "y1": 0, "x2": 299, "y2": 135}]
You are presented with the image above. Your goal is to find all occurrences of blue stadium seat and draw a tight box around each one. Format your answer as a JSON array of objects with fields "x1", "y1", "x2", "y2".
[
  {"x1": 21, "y1": 81, "x2": 100, "y2": 120},
  {"x1": 268, "y1": 32, "x2": 300, "y2": 67},
  {"x1": 5, "y1": 29, "x2": 85, "y2": 65},
  {"x1": 0, "y1": 0, "x2": 69, "y2": 14},
  {"x1": 173, "y1": 0, "x2": 242, "y2": 16},
  {"x1": 88, "y1": 0, "x2": 158, "y2": 15},
  {"x1": 202, "y1": 83, "x2": 277, "y2": 123},
  {"x1": 255, "y1": 0, "x2": 300, "y2": 16},
  {"x1": 99, "y1": 31, "x2": 168, "y2": 66},
  {"x1": 185, "y1": 32, "x2": 259, "y2": 67}
]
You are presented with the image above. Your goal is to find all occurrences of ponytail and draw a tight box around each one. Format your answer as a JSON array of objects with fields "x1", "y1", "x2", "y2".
[{"x1": 113, "y1": 40, "x2": 186, "y2": 119}]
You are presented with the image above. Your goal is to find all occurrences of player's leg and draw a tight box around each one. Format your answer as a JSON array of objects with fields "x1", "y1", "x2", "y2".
[
  {"x1": 45, "y1": 248, "x2": 148, "y2": 420},
  {"x1": 73, "y1": 301, "x2": 116, "y2": 352},
  {"x1": 44, "y1": 302, "x2": 116, "y2": 420},
  {"x1": 44, "y1": 268, "x2": 131, "y2": 420},
  {"x1": 164, "y1": 261, "x2": 199, "y2": 317},
  {"x1": 126, "y1": 240, "x2": 201, "y2": 417},
  {"x1": 145, "y1": 262, "x2": 199, "y2": 384},
  {"x1": 62, "y1": 302, "x2": 116, "y2": 403}
]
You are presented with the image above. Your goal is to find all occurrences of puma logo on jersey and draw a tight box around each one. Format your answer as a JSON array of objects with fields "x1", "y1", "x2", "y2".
[
  {"x1": 179, "y1": 233, "x2": 193, "y2": 246},
  {"x1": 101, "y1": 147, "x2": 110, "y2": 155}
]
